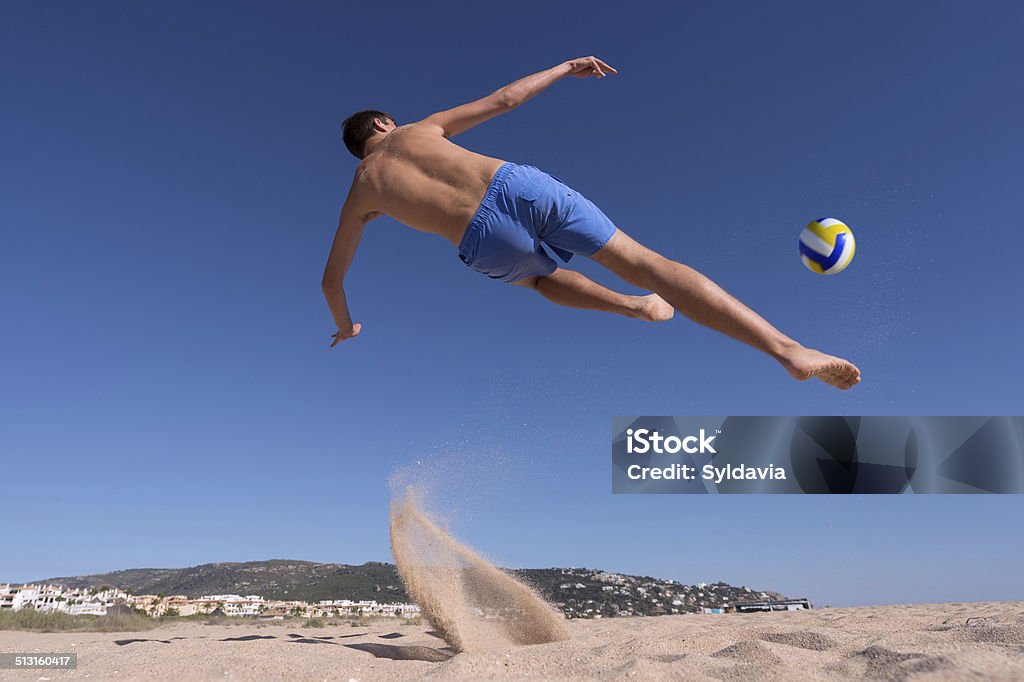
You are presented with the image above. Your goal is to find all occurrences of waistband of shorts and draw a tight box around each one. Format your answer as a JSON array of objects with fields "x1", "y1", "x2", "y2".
[{"x1": 458, "y1": 161, "x2": 519, "y2": 255}]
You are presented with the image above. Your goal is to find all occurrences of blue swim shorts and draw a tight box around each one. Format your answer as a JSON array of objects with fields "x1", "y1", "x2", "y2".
[{"x1": 457, "y1": 162, "x2": 619, "y2": 283}]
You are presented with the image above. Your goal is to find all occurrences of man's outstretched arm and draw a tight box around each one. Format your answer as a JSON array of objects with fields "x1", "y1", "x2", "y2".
[
  {"x1": 420, "y1": 56, "x2": 617, "y2": 138},
  {"x1": 322, "y1": 198, "x2": 377, "y2": 347}
]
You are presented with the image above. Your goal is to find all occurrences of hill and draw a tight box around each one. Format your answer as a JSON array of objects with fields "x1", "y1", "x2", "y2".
[{"x1": 35, "y1": 560, "x2": 790, "y2": 617}]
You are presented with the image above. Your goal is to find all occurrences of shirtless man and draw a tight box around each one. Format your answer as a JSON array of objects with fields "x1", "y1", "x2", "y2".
[{"x1": 323, "y1": 56, "x2": 860, "y2": 389}]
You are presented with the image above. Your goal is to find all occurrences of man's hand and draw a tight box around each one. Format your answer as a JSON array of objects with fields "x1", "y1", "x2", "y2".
[
  {"x1": 330, "y1": 323, "x2": 362, "y2": 348},
  {"x1": 564, "y1": 56, "x2": 618, "y2": 78}
]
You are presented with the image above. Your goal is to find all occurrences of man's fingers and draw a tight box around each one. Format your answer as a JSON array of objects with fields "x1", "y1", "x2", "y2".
[
  {"x1": 588, "y1": 57, "x2": 616, "y2": 75},
  {"x1": 590, "y1": 57, "x2": 612, "y2": 77}
]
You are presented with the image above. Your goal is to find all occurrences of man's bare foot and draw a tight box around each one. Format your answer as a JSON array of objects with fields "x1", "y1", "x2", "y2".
[
  {"x1": 632, "y1": 294, "x2": 675, "y2": 322},
  {"x1": 780, "y1": 346, "x2": 861, "y2": 390}
]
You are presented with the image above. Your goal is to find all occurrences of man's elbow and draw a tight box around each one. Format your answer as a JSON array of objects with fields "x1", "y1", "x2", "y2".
[
  {"x1": 494, "y1": 91, "x2": 518, "y2": 110},
  {"x1": 321, "y1": 274, "x2": 342, "y2": 294}
]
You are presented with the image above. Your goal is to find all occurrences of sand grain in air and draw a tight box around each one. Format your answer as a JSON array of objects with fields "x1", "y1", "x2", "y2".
[{"x1": 389, "y1": 486, "x2": 569, "y2": 652}]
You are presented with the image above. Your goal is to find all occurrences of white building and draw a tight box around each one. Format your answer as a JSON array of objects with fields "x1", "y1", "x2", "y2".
[
  {"x1": 0, "y1": 583, "x2": 127, "y2": 615},
  {"x1": 0, "y1": 583, "x2": 41, "y2": 610},
  {"x1": 313, "y1": 599, "x2": 420, "y2": 618},
  {"x1": 196, "y1": 594, "x2": 266, "y2": 617},
  {"x1": 67, "y1": 600, "x2": 108, "y2": 616}
]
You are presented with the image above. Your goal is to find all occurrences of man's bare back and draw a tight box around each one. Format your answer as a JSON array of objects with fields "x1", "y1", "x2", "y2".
[{"x1": 352, "y1": 124, "x2": 504, "y2": 246}]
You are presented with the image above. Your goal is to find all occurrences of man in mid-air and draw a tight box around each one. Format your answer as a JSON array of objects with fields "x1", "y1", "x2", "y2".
[{"x1": 323, "y1": 56, "x2": 860, "y2": 389}]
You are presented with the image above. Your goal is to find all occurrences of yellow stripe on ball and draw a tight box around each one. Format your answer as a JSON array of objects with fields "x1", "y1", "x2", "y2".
[{"x1": 806, "y1": 220, "x2": 850, "y2": 249}]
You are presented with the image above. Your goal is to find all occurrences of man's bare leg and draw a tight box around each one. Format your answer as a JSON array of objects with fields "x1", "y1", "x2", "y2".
[
  {"x1": 515, "y1": 268, "x2": 674, "y2": 322},
  {"x1": 590, "y1": 231, "x2": 861, "y2": 389}
]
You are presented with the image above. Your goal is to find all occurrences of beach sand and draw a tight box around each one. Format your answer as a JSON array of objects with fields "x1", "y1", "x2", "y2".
[{"x1": 2, "y1": 601, "x2": 1023, "y2": 680}]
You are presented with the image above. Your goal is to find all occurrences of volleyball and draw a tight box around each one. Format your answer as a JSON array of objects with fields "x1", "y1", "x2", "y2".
[{"x1": 799, "y1": 218, "x2": 856, "y2": 275}]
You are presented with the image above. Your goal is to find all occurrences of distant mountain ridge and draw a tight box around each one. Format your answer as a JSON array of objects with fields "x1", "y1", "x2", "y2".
[
  {"x1": 37, "y1": 560, "x2": 404, "y2": 604},
  {"x1": 33, "y1": 560, "x2": 790, "y2": 617}
]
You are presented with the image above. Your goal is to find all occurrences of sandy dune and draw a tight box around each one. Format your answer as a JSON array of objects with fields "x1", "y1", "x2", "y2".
[{"x1": 2, "y1": 601, "x2": 1023, "y2": 680}]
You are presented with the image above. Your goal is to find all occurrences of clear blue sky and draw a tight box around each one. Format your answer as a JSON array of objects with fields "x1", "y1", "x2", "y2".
[{"x1": 2, "y1": 1, "x2": 1022, "y2": 607}]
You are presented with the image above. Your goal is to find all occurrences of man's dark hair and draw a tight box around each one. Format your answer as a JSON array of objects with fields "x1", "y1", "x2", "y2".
[{"x1": 341, "y1": 110, "x2": 394, "y2": 159}]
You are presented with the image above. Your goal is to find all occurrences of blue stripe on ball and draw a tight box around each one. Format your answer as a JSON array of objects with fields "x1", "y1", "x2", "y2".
[{"x1": 800, "y1": 232, "x2": 849, "y2": 271}]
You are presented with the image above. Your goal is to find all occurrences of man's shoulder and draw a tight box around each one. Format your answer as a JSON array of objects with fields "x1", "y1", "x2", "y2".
[
  {"x1": 343, "y1": 164, "x2": 376, "y2": 213},
  {"x1": 402, "y1": 119, "x2": 447, "y2": 137}
]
